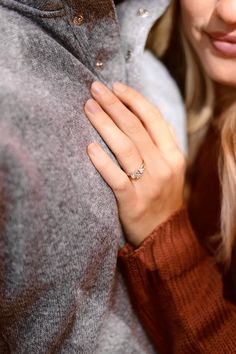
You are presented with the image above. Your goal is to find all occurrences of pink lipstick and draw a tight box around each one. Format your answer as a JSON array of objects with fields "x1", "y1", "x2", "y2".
[{"x1": 207, "y1": 31, "x2": 236, "y2": 57}]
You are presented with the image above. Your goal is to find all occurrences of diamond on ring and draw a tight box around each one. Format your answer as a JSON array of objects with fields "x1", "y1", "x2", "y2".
[{"x1": 127, "y1": 160, "x2": 145, "y2": 180}]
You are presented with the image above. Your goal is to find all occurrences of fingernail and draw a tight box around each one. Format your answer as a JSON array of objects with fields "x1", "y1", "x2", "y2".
[
  {"x1": 85, "y1": 99, "x2": 99, "y2": 114},
  {"x1": 91, "y1": 81, "x2": 106, "y2": 95},
  {"x1": 87, "y1": 143, "x2": 99, "y2": 156},
  {"x1": 113, "y1": 82, "x2": 127, "y2": 93}
]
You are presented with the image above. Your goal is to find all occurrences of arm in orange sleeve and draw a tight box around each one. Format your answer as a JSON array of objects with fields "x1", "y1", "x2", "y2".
[{"x1": 118, "y1": 208, "x2": 236, "y2": 354}]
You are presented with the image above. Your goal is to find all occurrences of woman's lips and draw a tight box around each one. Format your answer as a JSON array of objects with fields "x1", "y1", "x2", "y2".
[{"x1": 207, "y1": 32, "x2": 236, "y2": 58}]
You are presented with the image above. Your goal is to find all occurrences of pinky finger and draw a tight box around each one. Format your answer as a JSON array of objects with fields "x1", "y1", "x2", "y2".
[{"x1": 87, "y1": 143, "x2": 135, "y2": 203}]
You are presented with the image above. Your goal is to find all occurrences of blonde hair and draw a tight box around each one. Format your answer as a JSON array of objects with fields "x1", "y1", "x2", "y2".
[{"x1": 148, "y1": 1, "x2": 236, "y2": 265}]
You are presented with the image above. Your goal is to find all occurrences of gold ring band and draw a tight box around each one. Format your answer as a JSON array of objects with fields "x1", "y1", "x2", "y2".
[{"x1": 127, "y1": 160, "x2": 145, "y2": 180}]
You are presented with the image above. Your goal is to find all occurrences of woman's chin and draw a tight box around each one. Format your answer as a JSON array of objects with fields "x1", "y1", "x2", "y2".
[{"x1": 201, "y1": 54, "x2": 236, "y2": 88}]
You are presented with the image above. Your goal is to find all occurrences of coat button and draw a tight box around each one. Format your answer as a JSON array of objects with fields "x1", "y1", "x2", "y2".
[
  {"x1": 96, "y1": 61, "x2": 104, "y2": 69},
  {"x1": 73, "y1": 14, "x2": 84, "y2": 26},
  {"x1": 137, "y1": 8, "x2": 149, "y2": 18},
  {"x1": 125, "y1": 50, "x2": 132, "y2": 62}
]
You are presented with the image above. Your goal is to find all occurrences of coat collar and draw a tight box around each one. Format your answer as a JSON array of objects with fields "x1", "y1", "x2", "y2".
[
  {"x1": 2, "y1": 0, "x2": 170, "y2": 20},
  {"x1": 1, "y1": 0, "x2": 170, "y2": 83}
]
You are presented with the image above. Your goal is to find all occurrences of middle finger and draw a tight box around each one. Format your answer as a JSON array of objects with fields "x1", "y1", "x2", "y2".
[
  {"x1": 90, "y1": 81, "x2": 155, "y2": 159},
  {"x1": 84, "y1": 98, "x2": 144, "y2": 177}
]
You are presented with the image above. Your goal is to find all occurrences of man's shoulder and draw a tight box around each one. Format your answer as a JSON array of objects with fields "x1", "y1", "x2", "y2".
[
  {"x1": 0, "y1": 5, "x2": 73, "y2": 105},
  {"x1": 0, "y1": 4, "x2": 42, "y2": 42},
  {"x1": 0, "y1": 5, "x2": 48, "y2": 75},
  {"x1": 0, "y1": 4, "x2": 68, "y2": 72}
]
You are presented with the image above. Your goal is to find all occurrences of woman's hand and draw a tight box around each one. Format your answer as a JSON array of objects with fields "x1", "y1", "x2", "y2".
[{"x1": 84, "y1": 81, "x2": 186, "y2": 247}]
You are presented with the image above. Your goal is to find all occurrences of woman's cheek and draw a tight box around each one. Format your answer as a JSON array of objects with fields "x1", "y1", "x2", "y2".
[
  {"x1": 180, "y1": 0, "x2": 212, "y2": 39},
  {"x1": 180, "y1": 0, "x2": 212, "y2": 17}
]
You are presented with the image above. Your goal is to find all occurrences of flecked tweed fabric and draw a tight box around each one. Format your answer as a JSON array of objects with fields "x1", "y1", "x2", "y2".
[{"x1": 0, "y1": 0, "x2": 185, "y2": 353}]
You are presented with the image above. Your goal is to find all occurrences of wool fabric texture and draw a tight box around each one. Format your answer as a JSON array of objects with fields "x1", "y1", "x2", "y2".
[{"x1": 0, "y1": 0, "x2": 186, "y2": 352}]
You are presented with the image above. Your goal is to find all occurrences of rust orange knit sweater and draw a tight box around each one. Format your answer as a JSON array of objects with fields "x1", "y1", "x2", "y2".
[{"x1": 118, "y1": 122, "x2": 236, "y2": 353}]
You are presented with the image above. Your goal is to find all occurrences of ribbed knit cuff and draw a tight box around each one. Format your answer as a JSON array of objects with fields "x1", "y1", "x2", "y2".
[{"x1": 118, "y1": 207, "x2": 206, "y2": 280}]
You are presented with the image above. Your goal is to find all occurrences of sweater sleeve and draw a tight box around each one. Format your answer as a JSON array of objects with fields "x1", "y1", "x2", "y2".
[{"x1": 118, "y1": 208, "x2": 236, "y2": 354}]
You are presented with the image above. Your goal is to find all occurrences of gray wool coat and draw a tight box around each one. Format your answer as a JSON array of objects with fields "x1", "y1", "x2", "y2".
[{"x1": 0, "y1": 0, "x2": 186, "y2": 353}]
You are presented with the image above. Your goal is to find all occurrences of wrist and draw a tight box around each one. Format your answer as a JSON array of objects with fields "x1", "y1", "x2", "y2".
[{"x1": 124, "y1": 204, "x2": 185, "y2": 248}]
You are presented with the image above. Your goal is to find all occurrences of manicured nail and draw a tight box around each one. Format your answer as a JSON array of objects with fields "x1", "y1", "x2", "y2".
[
  {"x1": 91, "y1": 81, "x2": 106, "y2": 95},
  {"x1": 87, "y1": 142, "x2": 100, "y2": 156},
  {"x1": 85, "y1": 99, "x2": 99, "y2": 114},
  {"x1": 113, "y1": 82, "x2": 127, "y2": 93}
]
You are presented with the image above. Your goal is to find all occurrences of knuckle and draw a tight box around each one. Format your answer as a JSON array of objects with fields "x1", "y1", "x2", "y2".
[
  {"x1": 146, "y1": 187, "x2": 161, "y2": 203},
  {"x1": 130, "y1": 90, "x2": 140, "y2": 101},
  {"x1": 152, "y1": 184, "x2": 162, "y2": 198},
  {"x1": 159, "y1": 165, "x2": 173, "y2": 182},
  {"x1": 147, "y1": 108, "x2": 163, "y2": 127},
  {"x1": 100, "y1": 158, "x2": 111, "y2": 172},
  {"x1": 145, "y1": 178, "x2": 161, "y2": 198},
  {"x1": 148, "y1": 111, "x2": 158, "y2": 123},
  {"x1": 128, "y1": 90, "x2": 144, "y2": 106},
  {"x1": 172, "y1": 152, "x2": 186, "y2": 173},
  {"x1": 119, "y1": 141, "x2": 136, "y2": 159},
  {"x1": 106, "y1": 94, "x2": 118, "y2": 107},
  {"x1": 100, "y1": 120, "x2": 111, "y2": 132},
  {"x1": 126, "y1": 121, "x2": 142, "y2": 135},
  {"x1": 114, "y1": 177, "x2": 129, "y2": 193},
  {"x1": 149, "y1": 107, "x2": 162, "y2": 122}
]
